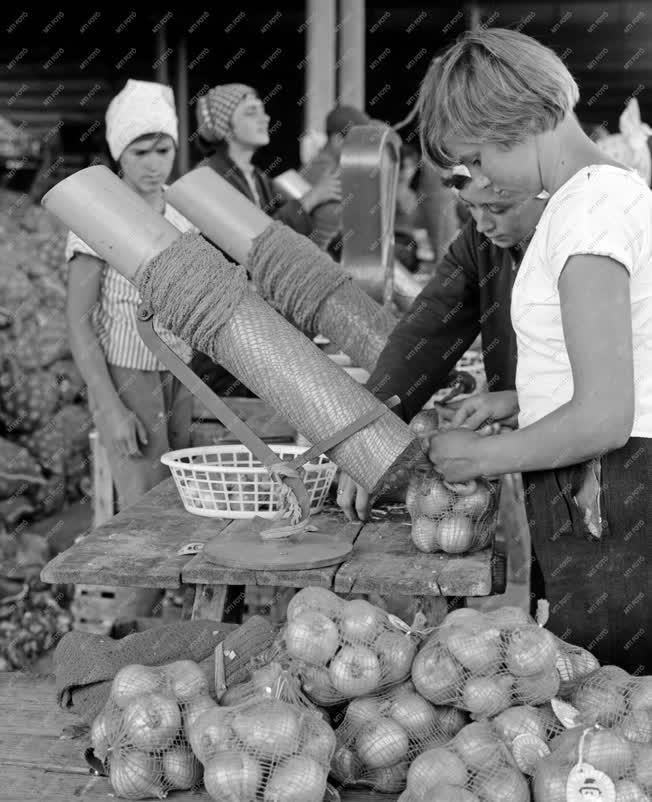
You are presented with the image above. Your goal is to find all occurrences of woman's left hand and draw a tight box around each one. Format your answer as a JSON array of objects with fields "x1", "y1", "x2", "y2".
[{"x1": 428, "y1": 427, "x2": 486, "y2": 482}]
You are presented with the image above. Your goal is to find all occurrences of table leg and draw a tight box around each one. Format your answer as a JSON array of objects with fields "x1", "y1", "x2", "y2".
[{"x1": 189, "y1": 584, "x2": 246, "y2": 622}]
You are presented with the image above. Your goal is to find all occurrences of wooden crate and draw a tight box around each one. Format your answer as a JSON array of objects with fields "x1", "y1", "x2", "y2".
[{"x1": 70, "y1": 585, "x2": 162, "y2": 635}]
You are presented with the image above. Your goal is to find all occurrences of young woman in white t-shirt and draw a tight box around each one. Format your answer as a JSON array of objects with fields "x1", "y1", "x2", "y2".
[
  {"x1": 418, "y1": 28, "x2": 651, "y2": 672},
  {"x1": 66, "y1": 80, "x2": 195, "y2": 511}
]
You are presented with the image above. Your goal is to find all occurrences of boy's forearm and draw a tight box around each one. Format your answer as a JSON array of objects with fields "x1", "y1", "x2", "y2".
[{"x1": 67, "y1": 321, "x2": 122, "y2": 415}]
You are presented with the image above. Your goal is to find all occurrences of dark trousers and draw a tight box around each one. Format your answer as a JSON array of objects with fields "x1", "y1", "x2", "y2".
[{"x1": 525, "y1": 437, "x2": 651, "y2": 674}]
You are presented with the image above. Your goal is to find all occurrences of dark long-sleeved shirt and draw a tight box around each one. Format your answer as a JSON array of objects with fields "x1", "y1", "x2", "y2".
[
  {"x1": 367, "y1": 220, "x2": 519, "y2": 422},
  {"x1": 200, "y1": 148, "x2": 313, "y2": 236}
]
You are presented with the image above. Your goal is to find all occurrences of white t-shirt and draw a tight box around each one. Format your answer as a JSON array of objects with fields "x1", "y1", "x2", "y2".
[{"x1": 511, "y1": 164, "x2": 652, "y2": 437}]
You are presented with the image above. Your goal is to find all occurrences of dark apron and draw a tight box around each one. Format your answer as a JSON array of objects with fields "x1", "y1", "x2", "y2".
[{"x1": 525, "y1": 437, "x2": 651, "y2": 674}]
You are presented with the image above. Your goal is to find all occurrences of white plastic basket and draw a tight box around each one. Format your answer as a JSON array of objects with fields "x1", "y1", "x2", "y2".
[{"x1": 161, "y1": 444, "x2": 338, "y2": 519}]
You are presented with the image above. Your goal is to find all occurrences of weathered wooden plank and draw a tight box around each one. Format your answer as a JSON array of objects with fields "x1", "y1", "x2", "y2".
[
  {"x1": 333, "y1": 511, "x2": 494, "y2": 598},
  {"x1": 182, "y1": 509, "x2": 363, "y2": 589},
  {"x1": 41, "y1": 479, "x2": 230, "y2": 588}
]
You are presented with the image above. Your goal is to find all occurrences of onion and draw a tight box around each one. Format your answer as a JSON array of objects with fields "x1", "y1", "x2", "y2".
[
  {"x1": 111, "y1": 664, "x2": 160, "y2": 708},
  {"x1": 375, "y1": 631, "x2": 417, "y2": 682},
  {"x1": 445, "y1": 625, "x2": 503, "y2": 674},
  {"x1": 300, "y1": 715, "x2": 336, "y2": 762},
  {"x1": 388, "y1": 692, "x2": 439, "y2": 738},
  {"x1": 332, "y1": 745, "x2": 360, "y2": 783},
  {"x1": 162, "y1": 747, "x2": 203, "y2": 790},
  {"x1": 357, "y1": 718, "x2": 409, "y2": 768},
  {"x1": 568, "y1": 647, "x2": 600, "y2": 681},
  {"x1": 435, "y1": 705, "x2": 469, "y2": 737},
  {"x1": 629, "y1": 676, "x2": 652, "y2": 711},
  {"x1": 453, "y1": 722, "x2": 504, "y2": 771},
  {"x1": 346, "y1": 696, "x2": 385, "y2": 729},
  {"x1": 286, "y1": 586, "x2": 343, "y2": 621},
  {"x1": 109, "y1": 749, "x2": 165, "y2": 800},
  {"x1": 365, "y1": 762, "x2": 409, "y2": 792},
  {"x1": 415, "y1": 481, "x2": 453, "y2": 517},
  {"x1": 633, "y1": 743, "x2": 652, "y2": 787},
  {"x1": 614, "y1": 780, "x2": 650, "y2": 802},
  {"x1": 186, "y1": 707, "x2": 233, "y2": 763},
  {"x1": 462, "y1": 675, "x2": 512, "y2": 718},
  {"x1": 329, "y1": 645, "x2": 382, "y2": 697},
  {"x1": 183, "y1": 695, "x2": 218, "y2": 731},
  {"x1": 412, "y1": 642, "x2": 463, "y2": 704},
  {"x1": 407, "y1": 747, "x2": 467, "y2": 790},
  {"x1": 515, "y1": 668, "x2": 561, "y2": 705},
  {"x1": 264, "y1": 756, "x2": 328, "y2": 802},
  {"x1": 436, "y1": 516, "x2": 475, "y2": 554},
  {"x1": 231, "y1": 700, "x2": 300, "y2": 758},
  {"x1": 409, "y1": 410, "x2": 440, "y2": 438},
  {"x1": 91, "y1": 707, "x2": 121, "y2": 762},
  {"x1": 453, "y1": 482, "x2": 493, "y2": 518},
  {"x1": 492, "y1": 705, "x2": 546, "y2": 742},
  {"x1": 582, "y1": 730, "x2": 633, "y2": 778},
  {"x1": 285, "y1": 610, "x2": 340, "y2": 665},
  {"x1": 474, "y1": 766, "x2": 530, "y2": 802},
  {"x1": 427, "y1": 786, "x2": 479, "y2": 802},
  {"x1": 572, "y1": 681, "x2": 628, "y2": 726},
  {"x1": 619, "y1": 709, "x2": 652, "y2": 743},
  {"x1": 532, "y1": 759, "x2": 570, "y2": 802},
  {"x1": 219, "y1": 682, "x2": 253, "y2": 707},
  {"x1": 122, "y1": 693, "x2": 181, "y2": 751},
  {"x1": 506, "y1": 626, "x2": 559, "y2": 676},
  {"x1": 251, "y1": 662, "x2": 284, "y2": 697},
  {"x1": 203, "y1": 751, "x2": 261, "y2": 802},
  {"x1": 412, "y1": 517, "x2": 441, "y2": 552},
  {"x1": 162, "y1": 660, "x2": 209, "y2": 703},
  {"x1": 340, "y1": 599, "x2": 385, "y2": 644},
  {"x1": 440, "y1": 608, "x2": 488, "y2": 632},
  {"x1": 301, "y1": 664, "x2": 338, "y2": 705}
]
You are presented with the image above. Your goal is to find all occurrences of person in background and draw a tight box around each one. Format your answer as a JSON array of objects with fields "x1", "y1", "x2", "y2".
[
  {"x1": 195, "y1": 84, "x2": 340, "y2": 235},
  {"x1": 420, "y1": 28, "x2": 651, "y2": 672},
  {"x1": 302, "y1": 104, "x2": 371, "y2": 253},
  {"x1": 65, "y1": 80, "x2": 196, "y2": 511}
]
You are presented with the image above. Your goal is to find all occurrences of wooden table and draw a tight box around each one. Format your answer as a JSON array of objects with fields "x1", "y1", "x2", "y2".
[
  {"x1": 0, "y1": 671, "x2": 397, "y2": 802},
  {"x1": 41, "y1": 478, "x2": 504, "y2": 625}
]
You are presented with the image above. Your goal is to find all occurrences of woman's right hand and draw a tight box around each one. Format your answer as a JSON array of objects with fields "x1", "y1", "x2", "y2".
[
  {"x1": 336, "y1": 472, "x2": 370, "y2": 522},
  {"x1": 105, "y1": 402, "x2": 149, "y2": 458},
  {"x1": 450, "y1": 390, "x2": 519, "y2": 431}
]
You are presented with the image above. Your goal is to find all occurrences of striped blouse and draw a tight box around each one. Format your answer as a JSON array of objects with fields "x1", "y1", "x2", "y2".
[{"x1": 65, "y1": 203, "x2": 195, "y2": 371}]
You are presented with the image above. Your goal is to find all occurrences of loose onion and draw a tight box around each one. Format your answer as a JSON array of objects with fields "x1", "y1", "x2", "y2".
[
  {"x1": 162, "y1": 660, "x2": 209, "y2": 703},
  {"x1": 111, "y1": 664, "x2": 160, "y2": 708},
  {"x1": 506, "y1": 626, "x2": 559, "y2": 677},
  {"x1": 375, "y1": 631, "x2": 417, "y2": 682},
  {"x1": 162, "y1": 747, "x2": 203, "y2": 790},
  {"x1": 203, "y1": 751, "x2": 261, "y2": 802},
  {"x1": 231, "y1": 701, "x2": 300, "y2": 758},
  {"x1": 285, "y1": 610, "x2": 340, "y2": 665},
  {"x1": 356, "y1": 718, "x2": 410, "y2": 769},
  {"x1": 388, "y1": 692, "x2": 439, "y2": 738},
  {"x1": 412, "y1": 642, "x2": 462, "y2": 704},
  {"x1": 286, "y1": 586, "x2": 343, "y2": 621},
  {"x1": 462, "y1": 675, "x2": 512, "y2": 718},
  {"x1": 109, "y1": 749, "x2": 164, "y2": 800},
  {"x1": 474, "y1": 766, "x2": 530, "y2": 802},
  {"x1": 122, "y1": 693, "x2": 181, "y2": 751},
  {"x1": 264, "y1": 756, "x2": 327, "y2": 802},
  {"x1": 445, "y1": 625, "x2": 503, "y2": 674},
  {"x1": 329, "y1": 645, "x2": 382, "y2": 697},
  {"x1": 407, "y1": 746, "x2": 467, "y2": 790}
]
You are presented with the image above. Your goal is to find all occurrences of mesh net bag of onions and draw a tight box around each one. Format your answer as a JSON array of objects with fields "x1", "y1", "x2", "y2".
[
  {"x1": 329, "y1": 678, "x2": 470, "y2": 793},
  {"x1": 410, "y1": 606, "x2": 598, "y2": 721},
  {"x1": 188, "y1": 695, "x2": 336, "y2": 802},
  {"x1": 396, "y1": 719, "x2": 531, "y2": 802},
  {"x1": 90, "y1": 661, "x2": 210, "y2": 799},
  {"x1": 406, "y1": 408, "x2": 501, "y2": 556},
  {"x1": 279, "y1": 587, "x2": 422, "y2": 706}
]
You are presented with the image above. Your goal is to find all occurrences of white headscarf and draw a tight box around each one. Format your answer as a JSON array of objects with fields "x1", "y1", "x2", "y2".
[{"x1": 105, "y1": 79, "x2": 178, "y2": 161}]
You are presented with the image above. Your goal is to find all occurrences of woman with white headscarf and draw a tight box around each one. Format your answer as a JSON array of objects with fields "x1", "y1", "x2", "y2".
[{"x1": 65, "y1": 80, "x2": 196, "y2": 511}]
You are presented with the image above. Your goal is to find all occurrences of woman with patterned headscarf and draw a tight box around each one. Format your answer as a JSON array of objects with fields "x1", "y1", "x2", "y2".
[{"x1": 195, "y1": 84, "x2": 341, "y2": 234}]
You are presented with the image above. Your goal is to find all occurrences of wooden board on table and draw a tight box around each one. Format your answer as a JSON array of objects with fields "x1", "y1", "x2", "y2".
[
  {"x1": 40, "y1": 479, "x2": 229, "y2": 589},
  {"x1": 183, "y1": 509, "x2": 364, "y2": 589},
  {"x1": 333, "y1": 511, "x2": 495, "y2": 598},
  {"x1": 0, "y1": 672, "x2": 395, "y2": 802}
]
